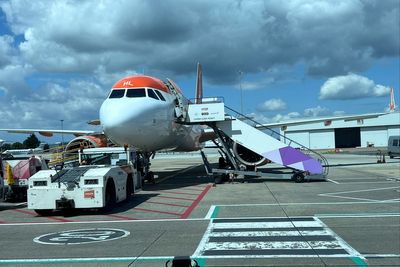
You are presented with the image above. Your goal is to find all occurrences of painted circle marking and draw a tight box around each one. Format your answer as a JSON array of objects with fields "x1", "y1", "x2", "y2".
[{"x1": 33, "y1": 228, "x2": 130, "y2": 245}]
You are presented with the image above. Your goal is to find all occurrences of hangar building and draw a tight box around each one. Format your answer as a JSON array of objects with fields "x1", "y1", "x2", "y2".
[{"x1": 278, "y1": 112, "x2": 400, "y2": 150}]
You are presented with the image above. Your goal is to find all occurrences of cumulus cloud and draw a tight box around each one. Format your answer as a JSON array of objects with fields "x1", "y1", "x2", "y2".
[
  {"x1": 0, "y1": 64, "x2": 33, "y2": 97},
  {"x1": 319, "y1": 73, "x2": 391, "y2": 100},
  {"x1": 271, "y1": 112, "x2": 302, "y2": 123},
  {"x1": 0, "y1": 0, "x2": 398, "y2": 83},
  {"x1": 0, "y1": 77, "x2": 106, "y2": 129},
  {"x1": 303, "y1": 105, "x2": 329, "y2": 117},
  {"x1": 257, "y1": 98, "x2": 287, "y2": 111},
  {"x1": 247, "y1": 111, "x2": 301, "y2": 124},
  {"x1": 0, "y1": 0, "x2": 398, "y2": 136},
  {"x1": 250, "y1": 105, "x2": 339, "y2": 124},
  {"x1": 333, "y1": 110, "x2": 346, "y2": 116},
  {"x1": 0, "y1": 35, "x2": 16, "y2": 67}
]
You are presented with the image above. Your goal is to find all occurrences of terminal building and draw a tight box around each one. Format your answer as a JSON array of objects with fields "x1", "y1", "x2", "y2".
[{"x1": 276, "y1": 112, "x2": 400, "y2": 150}]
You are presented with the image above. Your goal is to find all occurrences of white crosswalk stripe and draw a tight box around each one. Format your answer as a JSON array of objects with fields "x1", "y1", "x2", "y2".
[{"x1": 192, "y1": 217, "x2": 363, "y2": 258}]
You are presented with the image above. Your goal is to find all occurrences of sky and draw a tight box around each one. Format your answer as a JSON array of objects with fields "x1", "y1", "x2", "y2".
[{"x1": 0, "y1": 0, "x2": 399, "y2": 143}]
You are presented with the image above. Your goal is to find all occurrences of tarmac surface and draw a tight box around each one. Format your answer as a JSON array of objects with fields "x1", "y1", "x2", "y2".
[{"x1": 0, "y1": 152, "x2": 399, "y2": 267}]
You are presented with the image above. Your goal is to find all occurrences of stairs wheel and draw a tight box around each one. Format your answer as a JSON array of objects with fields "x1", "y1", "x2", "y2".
[
  {"x1": 292, "y1": 173, "x2": 305, "y2": 183},
  {"x1": 214, "y1": 175, "x2": 223, "y2": 184}
]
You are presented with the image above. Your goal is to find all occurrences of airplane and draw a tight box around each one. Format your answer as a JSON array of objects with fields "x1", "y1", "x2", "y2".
[
  {"x1": 0, "y1": 64, "x2": 234, "y2": 180},
  {"x1": 1, "y1": 143, "x2": 47, "y2": 157},
  {"x1": 1, "y1": 64, "x2": 392, "y2": 179}
]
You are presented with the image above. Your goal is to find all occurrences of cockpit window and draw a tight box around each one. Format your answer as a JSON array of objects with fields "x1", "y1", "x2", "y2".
[
  {"x1": 109, "y1": 89, "x2": 125, "y2": 98},
  {"x1": 154, "y1": 90, "x2": 166, "y2": 101},
  {"x1": 126, "y1": 88, "x2": 146, "y2": 98},
  {"x1": 147, "y1": 89, "x2": 159, "y2": 100}
]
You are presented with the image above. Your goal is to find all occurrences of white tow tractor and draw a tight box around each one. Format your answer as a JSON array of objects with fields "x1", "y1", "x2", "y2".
[{"x1": 28, "y1": 147, "x2": 142, "y2": 215}]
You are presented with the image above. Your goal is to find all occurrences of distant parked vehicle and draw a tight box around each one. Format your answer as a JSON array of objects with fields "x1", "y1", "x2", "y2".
[
  {"x1": 1, "y1": 154, "x2": 48, "y2": 201},
  {"x1": 0, "y1": 160, "x2": 3, "y2": 200},
  {"x1": 388, "y1": 136, "x2": 400, "y2": 159}
]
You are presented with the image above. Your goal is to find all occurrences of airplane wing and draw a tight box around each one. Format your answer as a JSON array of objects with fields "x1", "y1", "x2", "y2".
[
  {"x1": 0, "y1": 129, "x2": 96, "y2": 137},
  {"x1": 255, "y1": 112, "x2": 388, "y2": 129}
]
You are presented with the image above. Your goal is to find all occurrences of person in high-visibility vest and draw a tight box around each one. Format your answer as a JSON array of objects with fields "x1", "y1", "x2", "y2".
[{"x1": 5, "y1": 163, "x2": 14, "y2": 186}]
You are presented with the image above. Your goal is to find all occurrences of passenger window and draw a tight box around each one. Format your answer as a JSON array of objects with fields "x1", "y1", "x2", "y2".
[
  {"x1": 147, "y1": 89, "x2": 159, "y2": 100},
  {"x1": 109, "y1": 89, "x2": 125, "y2": 98},
  {"x1": 126, "y1": 88, "x2": 146, "y2": 98},
  {"x1": 154, "y1": 90, "x2": 166, "y2": 101},
  {"x1": 394, "y1": 139, "x2": 399, "y2": 146}
]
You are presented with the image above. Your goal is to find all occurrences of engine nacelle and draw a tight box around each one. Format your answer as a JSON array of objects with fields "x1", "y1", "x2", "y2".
[
  {"x1": 232, "y1": 142, "x2": 269, "y2": 167},
  {"x1": 65, "y1": 134, "x2": 108, "y2": 154}
]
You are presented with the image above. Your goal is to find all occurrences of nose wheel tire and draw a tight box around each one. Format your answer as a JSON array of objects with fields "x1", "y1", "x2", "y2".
[
  {"x1": 103, "y1": 181, "x2": 116, "y2": 212},
  {"x1": 292, "y1": 172, "x2": 305, "y2": 183}
]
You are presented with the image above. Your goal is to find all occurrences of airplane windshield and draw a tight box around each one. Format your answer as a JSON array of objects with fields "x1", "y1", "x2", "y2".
[
  {"x1": 147, "y1": 89, "x2": 159, "y2": 100},
  {"x1": 126, "y1": 88, "x2": 146, "y2": 98},
  {"x1": 109, "y1": 89, "x2": 125, "y2": 98},
  {"x1": 154, "y1": 90, "x2": 166, "y2": 101}
]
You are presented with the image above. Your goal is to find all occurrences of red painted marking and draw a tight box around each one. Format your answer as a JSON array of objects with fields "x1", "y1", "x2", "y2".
[
  {"x1": 133, "y1": 207, "x2": 182, "y2": 216},
  {"x1": 180, "y1": 184, "x2": 212, "y2": 219},
  {"x1": 146, "y1": 201, "x2": 190, "y2": 208},
  {"x1": 104, "y1": 214, "x2": 139, "y2": 220},
  {"x1": 157, "y1": 195, "x2": 196, "y2": 201},
  {"x1": 180, "y1": 187, "x2": 206, "y2": 192},
  {"x1": 188, "y1": 185, "x2": 208, "y2": 189},
  {"x1": 160, "y1": 191, "x2": 199, "y2": 196},
  {"x1": 13, "y1": 209, "x2": 73, "y2": 223}
]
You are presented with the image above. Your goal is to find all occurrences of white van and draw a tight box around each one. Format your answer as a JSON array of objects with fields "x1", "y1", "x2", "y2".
[{"x1": 388, "y1": 136, "x2": 400, "y2": 158}]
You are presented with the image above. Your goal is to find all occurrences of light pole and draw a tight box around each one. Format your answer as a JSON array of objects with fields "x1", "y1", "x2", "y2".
[
  {"x1": 238, "y1": 70, "x2": 244, "y2": 114},
  {"x1": 60, "y1": 120, "x2": 64, "y2": 145}
]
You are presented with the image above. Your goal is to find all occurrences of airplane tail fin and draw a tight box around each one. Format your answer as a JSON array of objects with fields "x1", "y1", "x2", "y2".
[
  {"x1": 389, "y1": 87, "x2": 396, "y2": 112},
  {"x1": 195, "y1": 62, "x2": 203, "y2": 104}
]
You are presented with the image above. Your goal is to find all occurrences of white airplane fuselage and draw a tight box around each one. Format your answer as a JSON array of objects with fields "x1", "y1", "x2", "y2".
[{"x1": 100, "y1": 75, "x2": 204, "y2": 152}]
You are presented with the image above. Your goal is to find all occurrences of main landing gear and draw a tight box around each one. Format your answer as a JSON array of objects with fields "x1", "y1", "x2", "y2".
[{"x1": 137, "y1": 152, "x2": 156, "y2": 184}]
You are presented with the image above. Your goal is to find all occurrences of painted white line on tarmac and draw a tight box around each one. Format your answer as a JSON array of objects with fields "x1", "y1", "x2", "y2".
[
  {"x1": 1, "y1": 202, "x2": 399, "y2": 227},
  {"x1": 0, "y1": 256, "x2": 174, "y2": 264},
  {"x1": 318, "y1": 194, "x2": 380, "y2": 202},
  {"x1": 212, "y1": 221, "x2": 322, "y2": 229},
  {"x1": 205, "y1": 205, "x2": 217, "y2": 219},
  {"x1": 216, "y1": 200, "x2": 400, "y2": 207},
  {"x1": 316, "y1": 213, "x2": 400, "y2": 218},
  {"x1": 318, "y1": 186, "x2": 400, "y2": 202},
  {"x1": 364, "y1": 254, "x2": 400, "y2": 258},
  {"x1": 380, "y1": 198, "x2": 400, "y2": 202},
  {"x1": 327, "y1": 179, "x2": 340, "y2": 184},
  {"x1": 320, "y1": 186, "x2": 400, "y2": 196},
  {"x1": 204, "y1": 241, "x2": 341, "y2": 250},
  {"x1": 337, "y1": 181, "x2": 399, "y2": 185},
  {"x1": 209, "y1": 230, "x2": 330, "y2": 237},
  {"x1": 0, "y1": 217, "x2": 208, "y2": 227}
]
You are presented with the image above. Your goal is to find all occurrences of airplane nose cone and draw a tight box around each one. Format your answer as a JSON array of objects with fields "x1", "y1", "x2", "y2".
[
  {"x1": 100, "y1": 101, "x2": 130, "y2": 130},
  {"x1": 100, "y1": 100, "x2": 140, "y2": 138},
  {"x1": 99, "y1": 98, "x2": 162, "y2": 147}
]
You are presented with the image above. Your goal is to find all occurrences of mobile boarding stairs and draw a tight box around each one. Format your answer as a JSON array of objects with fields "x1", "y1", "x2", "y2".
[{"x1": 175, "y1": 96, "x2": 329, "y2": 183}]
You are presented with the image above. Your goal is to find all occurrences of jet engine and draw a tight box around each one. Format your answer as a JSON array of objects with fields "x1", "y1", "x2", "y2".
[
  {"x1": 65, "y1": 134, "x2": 108, "y2": 154},
  {"x1": 232, "y1": 142, "x2": 269, "y2": 167}
]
